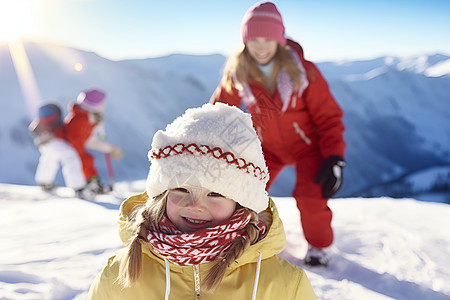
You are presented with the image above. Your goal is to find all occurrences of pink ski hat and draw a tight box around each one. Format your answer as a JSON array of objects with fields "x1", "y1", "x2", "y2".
[
  {"x1": 77, "y1": 88, "x2": 106, "y2": 113},
  {"x1": 241, "y1": 2, "x2": 286, "y2": 45}
]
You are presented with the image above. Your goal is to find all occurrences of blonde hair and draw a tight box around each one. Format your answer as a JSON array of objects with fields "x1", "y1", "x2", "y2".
[
  {"x1": 117, "y1": 191, "x2": 166, "y2": 287},
  {"x1": 117, "y1": 192, "x2": 272, "y2": 292},
  {"x1": 221, "y1": 43, "x2": 304, "y2": 95}
]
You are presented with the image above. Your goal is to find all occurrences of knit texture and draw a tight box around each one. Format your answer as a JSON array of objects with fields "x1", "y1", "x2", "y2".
[
  {"x1": 146, "y1": 208, "x2": 266, "y2": 266},
  {"x1": 241, "y1": 2, "x2": 286, "y2": 45},
  {"x1": 146, "y1": 103, "x2": 270, "y2": 212}
]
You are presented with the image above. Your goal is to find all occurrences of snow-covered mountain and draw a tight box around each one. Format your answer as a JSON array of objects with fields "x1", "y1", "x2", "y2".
[
  {"x1": 0, "y1": 42, "x2": 224, "y2": 184},
  {"x1": 1, "y1": 182, "x2": 449, "y2": 300},
  {"x1": 308, "y1": 55, "x2": 450, "y2": 199},
  {"x1": 0, "y1": 41, "x2": 449, "y2": 202}
]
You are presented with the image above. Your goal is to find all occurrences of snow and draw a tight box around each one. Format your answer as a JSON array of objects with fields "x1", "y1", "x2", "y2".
[
  {"x1": 425, "y1": 59, "x2": 450, "y2": 77},
  {"x1": 1, "y1": 183, "x2": 449, "y2": 300}
]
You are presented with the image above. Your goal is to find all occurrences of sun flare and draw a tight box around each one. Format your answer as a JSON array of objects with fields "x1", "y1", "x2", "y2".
[
  {"x1": 74, "y1": 63, "x2": 84, "y2": 72},
  {"x1": 0, "y1": 0, "x2": 34, "y2": 42}
]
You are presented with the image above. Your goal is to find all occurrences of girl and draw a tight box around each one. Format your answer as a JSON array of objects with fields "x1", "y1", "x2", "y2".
[
  {"x1": 88, "y1": 103, "x2": 317, "y2": 299},
  {"x1": 210, "y1": 2, "x2": 346, "y2": 266},
  {"x1": 64, "y1": 88, "x2": 123, "y2": 194}
]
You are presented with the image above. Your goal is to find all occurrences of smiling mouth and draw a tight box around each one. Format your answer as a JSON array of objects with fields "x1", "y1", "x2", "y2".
[{"x1": 184, "y1": 217, "x2": 209, "y2": 224}]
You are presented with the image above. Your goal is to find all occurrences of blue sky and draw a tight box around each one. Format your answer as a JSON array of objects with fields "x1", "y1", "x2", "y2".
[{"x1": 2, "y1": 0, "x2": 450, "y2": 62}]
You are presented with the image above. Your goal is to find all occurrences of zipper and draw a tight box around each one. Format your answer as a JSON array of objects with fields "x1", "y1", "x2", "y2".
[
  {"x1": 164, "y1": 259, "x2": 171, "y2": 300},
  {"x1": 194, "y1": 264, "x2": 201, "y2": 299},
  {"x1": 292, "y1": 122, "x2": 312, "y2": 145}
]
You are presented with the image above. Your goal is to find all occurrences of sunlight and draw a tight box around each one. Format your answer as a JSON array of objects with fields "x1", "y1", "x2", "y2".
[
  {"x1": 0, "y1": 0, "x2": 34, "y2": 42},
  {"x1": 1, "y1": 1, "x2": 42, "y2": 118},
  {"x1": 9, "y1": 40, "x2": 41, "y2": 118},
  {"x1": 74, "y1": 62, "x2": 84, "y2": 72}
]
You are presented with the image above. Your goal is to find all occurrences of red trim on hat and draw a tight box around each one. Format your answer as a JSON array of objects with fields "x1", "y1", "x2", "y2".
[
  {"x1": 149, "y1": 143, "x2": 268, "y2": 182},
  {"x1": 39, "y1": 114, "x2": 60, "y2": 124}
]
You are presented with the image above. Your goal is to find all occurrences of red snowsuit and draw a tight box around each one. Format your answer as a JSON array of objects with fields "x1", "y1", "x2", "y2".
[
  {"x1": 64, "y1": 103, "x2": 99, "y2": 180},
  {"x1": 210, "y1": 39, "x2": 346, "y2": 248}
]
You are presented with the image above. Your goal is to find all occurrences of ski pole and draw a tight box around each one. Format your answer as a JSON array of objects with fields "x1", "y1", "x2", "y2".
[{"x1": 104, "y1": 152, "x2": 115, "y2": 185}]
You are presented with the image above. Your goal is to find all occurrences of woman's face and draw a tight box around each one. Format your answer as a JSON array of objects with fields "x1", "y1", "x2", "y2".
[
  {"x1": 166, "y1": 186, "x2": 237, "y2": 232},
  {"x1": 246, "y1": 38, "x2": 278, "y2": 64}
]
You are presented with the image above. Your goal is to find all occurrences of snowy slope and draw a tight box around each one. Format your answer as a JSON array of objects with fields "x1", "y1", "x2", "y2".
[
  {"x1": 0, "y1": 42, "x2": 223, "y2": 185},
  {"x1": 0, "y1": 41, "x2": 449, "y2": 200},
  {"x1": 0, "y1": 183, "x2": 449, "y2": 300}
]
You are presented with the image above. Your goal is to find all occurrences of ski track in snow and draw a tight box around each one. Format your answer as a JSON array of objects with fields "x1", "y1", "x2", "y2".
[{"x1": 0, "y1": 183, "x2": 449, "y2": 300}]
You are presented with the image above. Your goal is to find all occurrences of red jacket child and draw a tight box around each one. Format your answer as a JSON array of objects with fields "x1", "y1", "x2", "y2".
[
  {"x1": 64, "y1": 88, "x2": 123, "y2": 193},
  {"x1": 210, "y1": 2, "x2": 346, "y2": 266}
]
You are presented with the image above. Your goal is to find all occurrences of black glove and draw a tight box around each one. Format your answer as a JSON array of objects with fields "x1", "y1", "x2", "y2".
[{"x1": 315, "y1": 156, "x2": 346, "y2": 198}]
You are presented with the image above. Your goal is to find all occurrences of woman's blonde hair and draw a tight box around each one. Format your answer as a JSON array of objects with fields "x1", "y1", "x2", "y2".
[
  {"x1": 117, "y1": 191, "x2": 272, "y2": 292},
  {"x1": 221, "y1": 43, "x2": 304, "y2": 95}
]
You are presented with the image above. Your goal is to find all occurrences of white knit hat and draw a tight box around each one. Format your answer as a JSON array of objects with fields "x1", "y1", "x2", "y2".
[{"x1": 146, "y1": 103, "x2": 270, "y2": 212}]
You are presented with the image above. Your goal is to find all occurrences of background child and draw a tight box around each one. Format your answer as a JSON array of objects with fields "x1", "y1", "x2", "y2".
[
  {"x1": 88, "y1": 103, "x2": 317, "y2": 299},
  {"x1": 210, "y1": 2, "x2": 346, "y2": 266},
  {"x1": 64, "y1": 88, "x2": 123, "y2": 194},
  {"x1": 29, "y1": 103, "x2": 93, "y2": 199}
]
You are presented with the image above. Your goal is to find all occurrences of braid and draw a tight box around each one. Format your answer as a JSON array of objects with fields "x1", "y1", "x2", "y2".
[
  {"x1": 117, "y1": 214, "x2": 147, "y2": 287},
  {"x1": 117, "y1": 191, "x2": 168, "y2": 287},
  {"x1": 202, "y1": 209, "x2": 263, "y2": 291}
]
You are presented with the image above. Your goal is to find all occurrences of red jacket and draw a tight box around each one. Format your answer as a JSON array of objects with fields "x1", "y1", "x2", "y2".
[
  {"x1": 64, "y1": 103, "x2": 98, "y2": 179},
  {"x1": 64, "y1": 103, "x2": 97, "y2": 149},
  {"x1": 210, "y1": 40, "x2": 345, "y2": 163}
]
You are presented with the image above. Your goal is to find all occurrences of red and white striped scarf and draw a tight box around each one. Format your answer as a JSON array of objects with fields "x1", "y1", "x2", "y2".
[{"x1": 146, "y1": 208, "x2": 266, "y2": 266}]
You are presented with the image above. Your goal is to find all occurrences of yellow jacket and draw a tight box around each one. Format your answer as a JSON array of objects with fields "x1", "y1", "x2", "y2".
[{"x1": 88, "y1": 193, "x2": 317, "y2": 299}]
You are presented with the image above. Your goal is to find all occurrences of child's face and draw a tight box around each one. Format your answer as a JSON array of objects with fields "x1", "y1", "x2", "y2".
[
  {"x1": 166, "y1": 186, "x2": 237, "y2": 233},
  {"x1": 246, "y1": 38, "x2": 278, "y2": 65}
]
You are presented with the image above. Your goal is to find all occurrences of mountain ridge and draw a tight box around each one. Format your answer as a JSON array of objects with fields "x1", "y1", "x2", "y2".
[{"x1": 1, "y1": 41, "x2": 449, "y2": 202}]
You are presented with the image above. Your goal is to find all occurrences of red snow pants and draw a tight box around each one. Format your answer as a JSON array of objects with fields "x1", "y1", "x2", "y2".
[
  {"x1": 265, "y1": 149, "x2": 333, "y2": 248},
  {"x1": 78, "y1": 148, "x2": 98, "y2": 181},
  {"x1": 71, "y1": 142, "x2": 98, "y2": 181}
]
